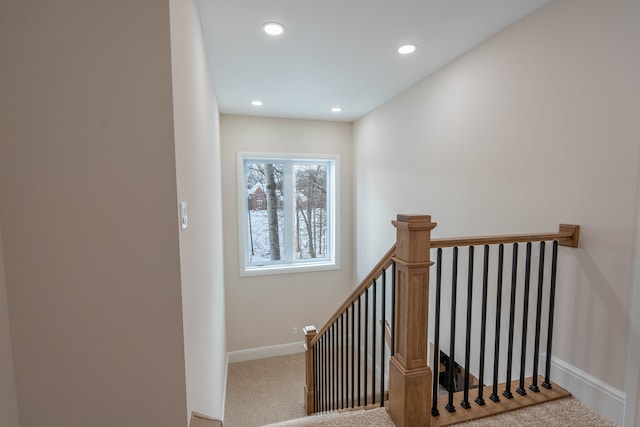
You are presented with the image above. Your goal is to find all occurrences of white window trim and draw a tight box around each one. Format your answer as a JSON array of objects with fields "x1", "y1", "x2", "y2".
[{"x1": 237, "y1": 152, "x2": 341, "y2": 277}]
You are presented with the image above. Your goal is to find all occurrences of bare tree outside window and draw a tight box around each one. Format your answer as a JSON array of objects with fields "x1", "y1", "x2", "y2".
[
  {"x1": 265, "y1": 163, "x2": 281, "y2": 260},
  {"x1": 294, "y1": 164, "x2": 327, "y2": 259}
]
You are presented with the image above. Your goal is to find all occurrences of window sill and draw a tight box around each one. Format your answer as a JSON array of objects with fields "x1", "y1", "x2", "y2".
[{"x1": 240, "y1": 260, "x2": 339, "y2": 277}]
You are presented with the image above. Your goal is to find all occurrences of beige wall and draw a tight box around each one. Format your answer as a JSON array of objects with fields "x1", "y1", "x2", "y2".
[
  {"x1": 626, "y1": 154, "x2": 640, "y2": 425},
  {"x1": 170, "y1": 0, "x2": 227, "y2": 421},
  {"x1": 623, "y1": 4, "x2": 640, "y2": 425},
  {"x1": 221, "y1": 115, "x2": 354, "y2": 352},
  {"x1": 0, "y1": 1, "x2": 188, "y2": 426},
  {"x1": 0, "y1": 229, "x2": 19, "y2": 427},
  {"x1": 355, "y1": 0, "x2": 638, "y2": 400}
]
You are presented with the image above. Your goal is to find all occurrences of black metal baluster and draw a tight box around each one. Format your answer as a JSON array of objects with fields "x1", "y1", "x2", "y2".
[
  {"x1": 336, "y1": 317, "x2": 339, "y2": 411},
  {"x1": 445, "y1": 247, "x2": 459, "y2": 413},
  {"x1": 432, "y1": 248, "x2": 443, "y2": 416},
  {"x1": 357, "y1": 295, "x2": 361, "y2": 407},
  {"x1": 316, "y1": 342, "x2": 321, "y2": 412},
  {"x1": 315, "y1": 339, "x2": 319, "y2": 412},
  {"x1": 344, "y1": 310, "x2": 348, "y2": 407},
  {"x1": 351, "y1": 301, "x2": 355, "y2": 408},
  {"x1": 340, "y1": 312, "x2": 344, "y2": 409},
  {"x1": 461, "y1": 246, "x2": 474, "y2": 409},
  {"x1": 503, "y1": 243, "x2": 519, "y2": 399},
  {"x1": 318, "y1": 342, "x2": 322, "y2": 411},
  {"x1": 326, "y1": 327, "x2": 333, "y2": 411},
  {"x1": 315, "y1": 338, "x2": 319, "y2": 412},
  {"x1": 475, "y1": 245, "x2": 490, "y2": 406},
  {"x1": 391, "y1": 262, "x2": 396, "y2": 356},
  {"x1": 490, "y1": 244, "x2": 505, "y2": 403},
  {"x1": 364, "y1": 287, "x2": 369, "y2": 406},
  {"x1": 323, "y1": 335, "x2": 327, "y2": 411},
  {"x1": 317, "y1": 338, "x2": 321, "y2": 412},
  {"x1": 329, "y1": 325, "x2": 334, "y2": 410},
  {"x1": 318, "y1": 342, "x2": 321, "y2": 412},
  {"x1": 325, "y1": 333, "x2": 329, "y2": 411},
  {"x1": 327, "y1": 333, "x2": 330, "y2": 411},
  {"x1": 380, "y1": 271, "x2": 386, "y2": 407},
  {"x1": 543, "y1": 241, "x2": 559, "y2": 389},
  {"x1": 320, "y1": 331, "x2": 328, "y2": 412},
  {"x1": 328, "y1": 332, "x2": 331, "y2": 411},
  {"x1": 372, "y1": 279, "x2": 377, "y2": 405},
  {"x1": 344, "y1": 309, "x2": 348, "y2": 409},
  {"x1": 328, "y1": 327, "x2": 331, "y2": 411},
  {"x1": 328, "y1": 325, "x2": 331, "y2": 410},
  {"x1": 326, "y1": 328, "x2": 329, "y2": 411},
  {"x1": 517, "y1": 242, "x2": 532, "y2": 396},
  {"x1": 333, "y1": 319, "x2": 339, "y2": 409},
  {"x1": 530, "y1": 241, "x2": 546, "y2": 393}
]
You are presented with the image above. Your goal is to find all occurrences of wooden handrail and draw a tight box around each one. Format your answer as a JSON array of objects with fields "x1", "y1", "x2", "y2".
[
  {"x1": 431, "y1": 224, "x2": 579, "y2": 249},
  {"x1": 310, "y1": 244, "x2": 396, "y2": 347},
  {"x1": 309, "y1": 224, "x2": 579, "y2": 348}
]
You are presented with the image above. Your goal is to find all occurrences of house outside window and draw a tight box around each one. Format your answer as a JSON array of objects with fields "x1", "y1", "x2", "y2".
[{"x1": 238, "y1": 153, "x2": 338, "y2": 275}]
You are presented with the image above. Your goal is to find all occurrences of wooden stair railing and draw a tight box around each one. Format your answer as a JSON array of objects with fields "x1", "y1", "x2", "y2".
[
  {"x1": 309, "y1": 243, "x2": 396, "y2": 345},
  {"x1": 304, "y1": 215, "x2": 580, "y2": 427},
  {"x1": 304, "y1": 244, "x2": 396, "y2": 414}
]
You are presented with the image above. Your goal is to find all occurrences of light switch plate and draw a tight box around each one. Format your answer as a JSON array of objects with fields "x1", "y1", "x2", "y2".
[{"x1": 180, "y1": 202, "x2": 188, "y2": 230}]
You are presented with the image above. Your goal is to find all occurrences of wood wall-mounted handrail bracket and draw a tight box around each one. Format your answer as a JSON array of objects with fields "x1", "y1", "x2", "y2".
[{"x1": 558, "y1": 224, "x2": 580, "y2": 248}]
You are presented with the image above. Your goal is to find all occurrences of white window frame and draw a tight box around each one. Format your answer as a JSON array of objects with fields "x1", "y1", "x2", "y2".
[{"x1": 237, "y1": 152, "x2": 340, "y2": 276}]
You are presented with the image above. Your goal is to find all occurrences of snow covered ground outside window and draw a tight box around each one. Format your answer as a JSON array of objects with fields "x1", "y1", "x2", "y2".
[{"x1": 247, "y1": 208, "x2": 328, "y2": 264}]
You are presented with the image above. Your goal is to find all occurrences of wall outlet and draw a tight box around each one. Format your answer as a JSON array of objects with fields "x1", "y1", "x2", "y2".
[{"x1": 292, "y1": 327, "x2": 298, "y2": 335}]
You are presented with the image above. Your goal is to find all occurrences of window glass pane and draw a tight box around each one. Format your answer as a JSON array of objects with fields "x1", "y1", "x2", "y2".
[
  {"x1": 246, "y1": 161, "x2": 284, "y2": 265},
  {"x1": 293, "y1": 163, "x2": 328, "y2": 260}
]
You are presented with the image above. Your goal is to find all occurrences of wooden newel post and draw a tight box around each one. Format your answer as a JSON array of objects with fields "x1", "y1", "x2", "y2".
[
  {"x1": 303, "y1": 325, "x2": 317, "y2": 415},
  {"x1": 388, "y1": 214, "x2": 436, "y2": 427}
]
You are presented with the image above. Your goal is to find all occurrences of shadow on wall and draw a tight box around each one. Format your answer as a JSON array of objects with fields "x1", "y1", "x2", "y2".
[{"x1": 570, "y1": 247, "x2": 630, "y2": 379}]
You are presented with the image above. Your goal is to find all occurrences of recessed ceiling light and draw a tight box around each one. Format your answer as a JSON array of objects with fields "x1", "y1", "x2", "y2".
[
  {"x1": 263, "y1": 22, "x2": 285, "y2": 36},
  {"x1": 251, "y1": 100, "x2": 263, "y2": 106},
  {"x1": 331, "y1": 107, "x2": 342, "y2": 113},
  {"x1": 398, "y1": 44, "x2": 417, "y2": 55}
]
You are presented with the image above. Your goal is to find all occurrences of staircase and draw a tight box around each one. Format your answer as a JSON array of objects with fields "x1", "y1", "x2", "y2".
[{"x1": 303, "y1": 214, "x2": 580, "y2": 426}]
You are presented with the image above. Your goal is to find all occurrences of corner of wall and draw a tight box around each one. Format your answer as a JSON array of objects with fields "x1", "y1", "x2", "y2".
[
  {"x1": 623, "y1": 144, "x2": 640, "y2": 426},
  {"x1": 544, "y1": 354, "x2": 625, "y2": 425},
  {"x1": 169, "y1": 0, "x2": 227, "y2": 421},
  {"x1": 0, "y1": 229, "x2": 20, "y2": 427}
]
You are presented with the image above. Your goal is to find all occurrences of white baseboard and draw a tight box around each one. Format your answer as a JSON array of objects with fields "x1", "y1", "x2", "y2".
[
  {"x1": 227, "y1": 341, "x2": 305, "y2": 364},
  {"x1": 542, "y1": 353, "x2": 626, "y2": 425},
  {"x1": 221, "y1": 353, "x2": 229, "y2": 421},
  {"x1": 190, "y1": 411, "x2": 223, "y2": 427}
]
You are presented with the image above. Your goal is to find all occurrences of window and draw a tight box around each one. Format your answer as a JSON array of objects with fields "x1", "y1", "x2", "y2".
[{"x1": 239, "y1": 153, "x2": 338, "y2": 275}]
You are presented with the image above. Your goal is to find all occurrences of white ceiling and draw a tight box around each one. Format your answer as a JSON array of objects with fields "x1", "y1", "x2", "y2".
[{"x1": 197, "y1": 0, "x2": 550, "y2": 122}]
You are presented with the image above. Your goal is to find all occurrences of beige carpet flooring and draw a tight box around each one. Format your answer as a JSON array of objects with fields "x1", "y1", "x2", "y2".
[
  {"x1": 225, "y1": 353, "x2": 307, "y2": 427},
  {"x1": 224, "y1": 352, "x2": 618, "y2": 427}
]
